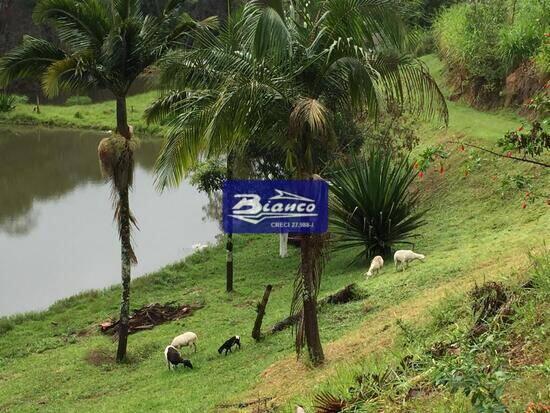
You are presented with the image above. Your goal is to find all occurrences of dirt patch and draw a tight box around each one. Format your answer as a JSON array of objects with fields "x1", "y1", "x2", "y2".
[
  {"x1": 85, "y1": 348, "x2": 115, "y2": 366},
  {"x1": 507, "y1": 335, "x2": 545, "y2": 367},
  {"x1": 504, "y1": 60, "x2": 549, "y2": 109}
]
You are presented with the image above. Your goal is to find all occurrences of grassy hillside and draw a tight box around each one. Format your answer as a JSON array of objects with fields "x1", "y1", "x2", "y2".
[
  {"x1": 0, "y1": 56, "x2": 548, "y2": 412},
  {"x1": 0, "y1": 91, "x2": 162, "y2": 136}
]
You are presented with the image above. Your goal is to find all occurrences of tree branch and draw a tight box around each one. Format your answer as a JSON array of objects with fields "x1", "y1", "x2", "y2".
[{"x1": 451, "y1": 141, "x2": 550, "y2": 168}]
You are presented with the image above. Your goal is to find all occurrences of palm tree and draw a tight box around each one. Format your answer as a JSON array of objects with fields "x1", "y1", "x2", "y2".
[
  {"x1": 146, "y1": 0, "x2": 447, "y2": 365},
  {"x1": 0, "y1": 0, "x2": 215, "y2": 362}
]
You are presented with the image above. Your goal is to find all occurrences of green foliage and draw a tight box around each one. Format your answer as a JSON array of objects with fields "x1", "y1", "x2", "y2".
[
  {"x1": 148, "y1": 0, "x2": 448, "y2": 188},
  {"x1": 329, "y1": 152, "x2": 426, "y2": 261},
  {"x1": 361, "y1": 104, "x2": 421, "y2": 158},
  {"x1": 498, "y1": 121, "x2": 550, "y2": 158},
  {"x1": 65, "y1": 95, "x2": 92, "y2": 106},
  {"x1": 432, "y1": 332, "x2": 510, "y2": 413},
  {"x1": 415, "y1": 144, "x2": 449, "y2": 173},
  {"x1": 499, "y1": 0, "x2": 550, "y2": 72},
  {"x1": 433, "y1": 0, "x2": 549, "y2": 105},
  {"x1": 189, "y1": 158, "x2": 226, "y2": 193},
  {"x1": 525, "y1": 88, "x2": 550, "y2": 121},
  {"x1": 0, "y1": 0, "x2": 213, "y2": 97},
  {"x1": 0, "y1": 93, "x2": 16, "y2": 113}
]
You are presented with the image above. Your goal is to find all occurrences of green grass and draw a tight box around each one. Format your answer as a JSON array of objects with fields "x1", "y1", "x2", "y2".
[
  {"x1": 0, "y1": 91, "x2": 162, "y2": 136},
  {"x1": 0, "y1": 56, "x2": 549, "y2": 412}
]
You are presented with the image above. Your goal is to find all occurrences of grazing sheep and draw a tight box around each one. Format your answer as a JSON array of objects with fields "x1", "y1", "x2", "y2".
[
  {"x1": 192, "y1": 243, "x2": 208, "y2": 252},
  {"x1": 171, "y1": 331, "x2": 198, "y2": 352},
  {"x1": 218, "y1": 335, "x2": 241, "y2": 355},
  {"x1": 366, "y1": 255, "x2": 384, "y2": 277},
  {"x1": 164, "y1": 345, "x2": 193, "y2": 370},
  {"x1": 394, "y1": 250, "x2": 425, "y2": 271}
]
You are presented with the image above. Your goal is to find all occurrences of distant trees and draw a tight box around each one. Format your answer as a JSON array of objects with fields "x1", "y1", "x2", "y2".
[
  {"x1": 146, "y1": 0, "x2": 447, "y2": 365},
  {"x1": 0, "y1": 0, "x2": 215, "y2": 362}
]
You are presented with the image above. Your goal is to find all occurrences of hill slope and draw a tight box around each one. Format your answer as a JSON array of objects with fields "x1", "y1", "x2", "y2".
[{"x1": 0, "y1": 57, "x2": 548, "y2": 412}]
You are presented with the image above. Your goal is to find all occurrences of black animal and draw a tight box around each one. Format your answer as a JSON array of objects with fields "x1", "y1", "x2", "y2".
[
  {"x1": 218, "y1": 335, "x2": 241, "y2": 355},
  {"x1": 164, "y1": 345, "x2": 193, "y2": 370}
]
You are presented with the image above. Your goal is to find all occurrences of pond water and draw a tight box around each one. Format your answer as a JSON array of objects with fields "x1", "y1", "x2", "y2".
[{"x1": 0, "y1": 127, "x2": 220, "y2": 316}]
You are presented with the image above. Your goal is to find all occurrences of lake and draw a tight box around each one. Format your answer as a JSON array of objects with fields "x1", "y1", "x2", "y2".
[{"x1": 0, "y1": 127, "x2": 220, "y2": 316}]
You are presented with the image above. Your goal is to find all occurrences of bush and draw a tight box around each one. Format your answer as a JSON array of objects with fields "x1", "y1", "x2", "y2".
[
  {"x1": 0, "y1": 93, "x2": 16, "y2": 113},
  {"x1": 190, "y1": 159, "x2": 226, "y2": 193},
  {"x1": 361, "y1": 104, "x2": 421, "y2": 157},
  {"x1": 433, "y1": 0, "x2": 549, "y2": 106},
  {"x1": 65, "y1": 95, "x2": 92, "y2": 105},
  {"x1": 329, "y1": 151, "x2": 426, "y2": 262}
]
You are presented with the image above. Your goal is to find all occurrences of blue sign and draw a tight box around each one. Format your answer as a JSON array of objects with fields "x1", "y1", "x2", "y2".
[{"x1": 223, "y1": 180, "x2": 328, "y2": 234}]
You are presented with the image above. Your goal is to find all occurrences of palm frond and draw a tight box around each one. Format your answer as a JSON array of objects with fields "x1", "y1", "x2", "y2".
[
  {"x1": 144, "y1": 90, "x2": 187, "y2": 124},
  {"x1": 370, "y1": 51, "x2": 448, "y2": 124},
  {"x1": 290, "y1": 97, "x2": 332, "y2": 140},
  {"x1": 113, "y1": 0, "x2": 143, "y2": 21},
  {"x1": 253, "y1": 4, "x2": 292, "y2": 62},
  {"x1": 33, "y1": 0, "x2": 109, "y2": 50},
  {"x1": 0, "y1": 36, "x2": 66, "y2": 86},
  {"x1": 42, "y1": 55, "x2": 97, "y2": 97}
]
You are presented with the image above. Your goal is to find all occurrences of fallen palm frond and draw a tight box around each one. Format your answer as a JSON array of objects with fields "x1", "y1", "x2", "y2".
[{"x1": 99, "y1": 302, "x2": 203, "y2": 336}]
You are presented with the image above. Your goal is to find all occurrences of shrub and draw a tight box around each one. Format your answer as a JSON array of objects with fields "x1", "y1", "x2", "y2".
[
  {"x1": 361, "y1": 104, "x2": 421, "y2": 158},
  {"x1": 190, "y1": 159, "x2": 226, "y2": 193},
  {"x1": 433, "y1": 0, "x2": 549, "y2": 106},
  {"x1": 0, "y1": 93, "x2": 16, "y2": 113},
  {"x1": 65, "y1": 95, "x2": 92, "y2": 105},
  {"x1": 329, "y1": 151, "x2": 426, "y2": 262}
]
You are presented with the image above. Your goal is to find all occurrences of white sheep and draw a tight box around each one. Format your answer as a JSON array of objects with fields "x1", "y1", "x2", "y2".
[
  {"x1": 366, "y1": 255, "x2": 384, "y2": 277},
  {"x1": 171, "y1": 331, "x2": 198, "y2": 352},
  {"x1": 192, "y1": 243, "x2": 208, "y2": 252},
  {"x1": 394, "y1": 250, "x2": 425, "y2": 271}
]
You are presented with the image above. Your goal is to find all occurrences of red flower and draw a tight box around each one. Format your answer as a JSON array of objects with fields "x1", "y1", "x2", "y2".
[{"x1": 418, "y1": 171, "x2": 424, "y2": 179}]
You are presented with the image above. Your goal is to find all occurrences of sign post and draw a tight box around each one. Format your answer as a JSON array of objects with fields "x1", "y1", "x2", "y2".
[{"x1": 223, "y1": 180, "x2": 329, "y2": 234}]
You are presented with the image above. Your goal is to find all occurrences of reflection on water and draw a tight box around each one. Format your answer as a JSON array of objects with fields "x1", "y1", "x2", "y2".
[{"x1": 0, "y1": 127, "x2": 219, "y2": 316}]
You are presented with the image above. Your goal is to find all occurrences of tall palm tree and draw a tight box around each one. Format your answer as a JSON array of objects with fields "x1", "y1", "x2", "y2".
[
  {"x1": 146, "y1": 0, "x2": 447, "y2": 365},
  {"x1": 0, "y1": 0, "x2": 215, "y2": 362}
]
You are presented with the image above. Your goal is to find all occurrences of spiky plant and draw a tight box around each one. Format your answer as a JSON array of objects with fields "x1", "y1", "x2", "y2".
[
  {"x1": 0, "y1": 0, "x2": 216, "y2": 362},
  {"x1": 0, "y1": 93, "x2": 16, "y2": 113},
  {"x1": 314, "y1": 391, "x2": 350, "y2": 413},
  {"x1": 329, "y1": 152, "x2": 427, "y2": 263}
]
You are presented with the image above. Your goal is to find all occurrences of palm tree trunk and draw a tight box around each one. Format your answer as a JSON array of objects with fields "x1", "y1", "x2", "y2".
[
  {"x1": 301, "y1": 233, "x2": 324, "y2": 365},
  {"x1": 116, "y1": 96, "x2": 131, "y2": 138},
  {"x1": 226, "y1": 152, "x2": 234, "y2": 292},
  {"x1": 115, "y1": 95, "x2": 132, "y2": 362},
  {"x1": 116, "y1": 187, "x2": 132, "y2": 362}
]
